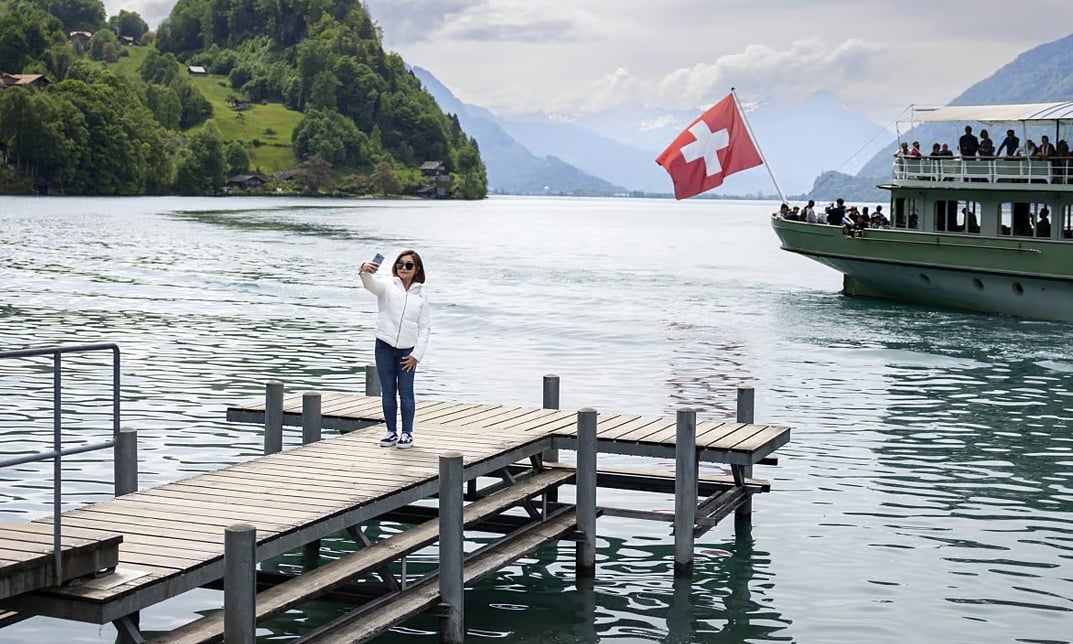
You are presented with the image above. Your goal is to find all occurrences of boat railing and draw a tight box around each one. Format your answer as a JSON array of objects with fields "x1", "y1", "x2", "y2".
[{"x1": 892, "y1": 157, "x2": 1072, "y2": 185}]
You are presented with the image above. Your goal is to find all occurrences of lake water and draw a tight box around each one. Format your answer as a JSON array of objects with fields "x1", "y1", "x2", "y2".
[{"x1": 1, "y1": 196, "x2": 1071, "y2": 643}]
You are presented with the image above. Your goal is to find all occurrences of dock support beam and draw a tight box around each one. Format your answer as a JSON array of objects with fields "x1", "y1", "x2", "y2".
[
  {"x1": 674, "y1": 408, "x2": 697, "y2": 578},
  {"x1": 575, "y1": 408, "x2": 597, "y2": 579},
  {"x1": 264, "y1": 381, "x2": 283, "y2": 455},
  {"x1": 114, "y1": 426, "x2": 138, "y2": 496},
  {"x1": 302, "y1": 392, "x2": 322, "y2": 569},
  {"x1": 224, "y1": 523, "x2": 256, "y2": 644},
  {"x1": 439, "y1": 452, "x2": 464, "y2": 644},
  {"x1": 364, "y1": 364, "x2": 381, "y2": 397},
  {"x1": 735, "y1": 386, "x2": 755, "y2": 524},
  {"x1": 542, "y1": 374, "x2": 560, "y2": 465}
]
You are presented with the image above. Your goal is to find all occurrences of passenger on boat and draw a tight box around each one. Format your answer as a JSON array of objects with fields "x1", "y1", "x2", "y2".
[
  {"x1": 1056, "y1": 140, "x2": 1070, "y2": 184},
  {"x1": 803, "y1": 200, "x2": 820, "y2": 223},
  {"x1": 1020, "y1": 140, "x2": 1038, "y2": 158},
  {"x1": 996, "y1": 129, "x2": 1020, "y2": 158},
  {"x1": 963, "y1": 208, "x2": 981, "y2": 234},
  {"x1": 779, "y1": 203, "x2": 792, "y2": 218},
  {"x1": 1037, "y1": 208, "x2": 1052, "y2": 238},
  {"x1": 910, "y1": 141, "x2": 922, "y2": 157},
  {"x1": 958, "y1": 125, "x2": 979, "y2": 158},
  {"x1": 871, "y1": 205, "x2": 890, "y2": 228},
  {"x1": 978, "y1": 130, "x2": 996, "y2": 158},
  {"x1": 929, "y1": 143, "x2": 942, "y2": 157},
  {"x1": 895, "y1": 142, "x2": 910, "y2": 157},
  {"x1": 825, "y1": 198, "x2": 846, "y2": 226},
  {"x1": 1037, "y1": 135, "x2": 1055, "y2": 158},
  {"x1": 939, "y1": 143, "x2": 954, "y2": 157}
]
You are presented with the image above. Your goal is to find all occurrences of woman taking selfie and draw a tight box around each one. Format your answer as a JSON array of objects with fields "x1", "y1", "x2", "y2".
[{"x1": 359, "y1": 250, "x2": 431, "y2": 449}]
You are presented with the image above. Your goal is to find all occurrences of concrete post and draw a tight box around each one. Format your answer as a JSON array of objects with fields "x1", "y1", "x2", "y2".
[
  {"x1": 264, "y1": 381, "x2": 284, "y2": 455},
  {"x1": 224, "y1": 523, "x2": 256, "y2": 644},
  {"x1": 439, "y1": 452, "x2": 464, "y2": 643},
  {"x1": 575, "y1": 408, "x2": 597, "y2": 579},
  {"x1": 674, "y1": 408, "x2": 697, "y2": 578},
  {"x1": 114, "y1": 427, "x2": 138, "y2": 497},
  {"x1": 736, "y1": 386, "x2": 756, "y2": 523},
  {"x1": 542, "y1": 374, "x2": 560, "y2": 465},
  {"x1": 364, "y1": 364, "x2": 381, "y2": 397},
  {"x1": 302, "y1": 392, "x2": 322, "y2": 568}
]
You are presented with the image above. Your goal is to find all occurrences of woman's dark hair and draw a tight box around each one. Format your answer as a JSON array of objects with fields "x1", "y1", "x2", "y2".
[{"x1": 393, "y1": 249, "x2": 426, "y2": 284}]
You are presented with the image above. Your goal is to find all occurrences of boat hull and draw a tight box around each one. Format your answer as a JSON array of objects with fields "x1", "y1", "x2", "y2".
[{"x1": 771, "y1": 217, "x2": 1073, "y2": 321}]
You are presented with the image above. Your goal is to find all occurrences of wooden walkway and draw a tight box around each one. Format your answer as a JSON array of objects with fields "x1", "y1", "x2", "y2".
[
  {"x1": 0, "y1": 521, "x2": 121, "y2": 601},
  {"x1": 0, "y1": 391, "x2": 790, "y2": 642},
  {"x1": 226, "y1": 393, "x2": 790, "y2": 465}
]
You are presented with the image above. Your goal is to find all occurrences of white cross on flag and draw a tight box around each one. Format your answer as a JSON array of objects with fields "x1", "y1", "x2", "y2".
[{"x1": 656, "y1": 93, "x2": 763, "y2": 200}]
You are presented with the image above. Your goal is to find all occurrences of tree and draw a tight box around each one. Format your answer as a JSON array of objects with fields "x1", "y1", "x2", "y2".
[
  {"x1": 174, "y1": 122, "x2": 226, "y2": 194},
  {"x1": 35, "y1": 0, "x2": 105, "y2": 32},
  {"x1": 294, "y1": 155, "x2": 333, "y2": 194},
  {"x1": 89, "y1": 29, "x2": 117, "y2": 61},
  {"x1": 225, "y1": 141, "x2": 250, "y2": 174},
  {"x1": 371, "y1": 161, "x2": 401, "y2": 195},
  {"x1": 107, "y1": 10, "x2": 148, "y2": 39},
  {"x1": 145, "y1": 84, "x2": 182, "y2": 130}
]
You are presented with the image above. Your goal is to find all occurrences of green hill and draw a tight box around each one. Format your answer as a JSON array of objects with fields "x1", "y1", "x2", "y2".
[{"x1": 0, "y1": 0, "x2": 487, "y2": 197}]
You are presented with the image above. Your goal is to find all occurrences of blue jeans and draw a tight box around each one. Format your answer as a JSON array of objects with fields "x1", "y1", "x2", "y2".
[{"x1": 374, "y1": 339, "x2": 415, "y2": 435}]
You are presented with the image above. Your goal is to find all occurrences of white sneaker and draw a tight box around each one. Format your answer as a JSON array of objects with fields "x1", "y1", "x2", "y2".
[
  {"x1": 397, "y1": 433, "x2": 413, "y2": 449},
  {"x1": 379, "y1": 432, "x2": 398, "y2": 447}
]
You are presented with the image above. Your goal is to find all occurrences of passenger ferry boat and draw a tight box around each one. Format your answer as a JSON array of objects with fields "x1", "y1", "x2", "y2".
[{"x1": 771, "y1": 101, "x2": 1073, "y2": 322}]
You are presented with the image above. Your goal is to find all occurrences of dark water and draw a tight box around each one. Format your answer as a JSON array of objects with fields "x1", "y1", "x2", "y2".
[{"x1": 0, "y1": 196, "x2": 1071, "y2": 643}]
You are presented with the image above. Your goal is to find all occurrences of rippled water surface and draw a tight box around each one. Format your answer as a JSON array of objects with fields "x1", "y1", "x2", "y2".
[{"x1": 1, "y1": 196, "x2": 1071, "y2": 643}]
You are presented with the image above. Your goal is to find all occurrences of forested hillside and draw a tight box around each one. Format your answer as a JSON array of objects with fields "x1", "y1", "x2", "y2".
[{"x1": 0, "y1": 0, "x2": 487, "y2": 197}]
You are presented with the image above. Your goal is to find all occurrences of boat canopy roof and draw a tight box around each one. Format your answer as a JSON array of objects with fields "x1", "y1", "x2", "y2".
[{"x1": 906, "y1": 101, "x2": 1073, "y2": 124}]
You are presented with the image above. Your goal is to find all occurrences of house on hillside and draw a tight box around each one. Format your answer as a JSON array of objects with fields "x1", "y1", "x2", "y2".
[
  {"x1": 419, "y1": 161, "x2": 451, "y2": 198},
  {"x1": 226, "y1": 174, "x2": 267, "y2": 191},
  {"x1": 68, "y1": 31, "x2": 92, "y2": 52},
  {"x1": 0, "y1": 74, "x2": 51, "y2": 90},
  {"x1": 120, "y1": 35, "x2": 136, "y2": 46},
  {"x1": 229, "y1": 97, "x2": 251, "y2": 111},
  {"x1": 187, "y1": 65, "x2": 207, "y2": 76}
]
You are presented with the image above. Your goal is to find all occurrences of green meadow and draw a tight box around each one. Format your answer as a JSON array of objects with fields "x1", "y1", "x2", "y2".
[{"x1": 107, "y1": 47, "x2": 301, "y2": 173}]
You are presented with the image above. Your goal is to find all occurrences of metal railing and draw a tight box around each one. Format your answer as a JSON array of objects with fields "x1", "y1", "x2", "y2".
[
  {"x1": 892, "y1": 157, "x2": 1073, "y2": 185},
  {"x1": 0, "y1": 343, "x2": 132, "y2": 584}
]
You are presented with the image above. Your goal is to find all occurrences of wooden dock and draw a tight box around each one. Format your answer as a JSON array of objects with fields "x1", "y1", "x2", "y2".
[
  {"x1": 0, "y1": 384, "x2": 790, "y2": 643},
  {"x1": 0, "y1": 521, "x2": 121, "y2": 601}
]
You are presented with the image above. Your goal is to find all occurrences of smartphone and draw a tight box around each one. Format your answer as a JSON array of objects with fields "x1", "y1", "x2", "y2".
[{"x1": 371, "y1": 253, "x2": 384, "y2": 266}]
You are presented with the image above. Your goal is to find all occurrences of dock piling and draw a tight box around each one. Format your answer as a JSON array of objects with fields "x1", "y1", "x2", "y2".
[
  {"x1": 264, "y1": 381, "x2": 283, "y2": 455},
  {"x1": 439, "y1": 452, "x2": 464, "y2": 643},
  {"x1": 735, "y1": 386, "x2": 755, "y2": 523},
  {"x1": 114, "y1": 427, "x2": 138, "y2": 497},
  {"x1": 673, "y1": 408, "x2": 697, "y2": 578},
  {"x1": 301, "y1": 392, "x2": 323, "y2": 568},
  {"x1": 575, "y1": 408, "x2": 597, "y2": 579},
  {"x1": 542, "y1": 374, "x2": 560, "y2": 465},
  {"x1": 364, "y1": 364, "x2": 381, "y2": 397},
  {"x1": 224, "y1": 523, "x2": 256, "y2": 644}
]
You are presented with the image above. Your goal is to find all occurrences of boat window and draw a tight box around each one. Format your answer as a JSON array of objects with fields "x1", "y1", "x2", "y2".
[
  {"x1": 893, "y1": 197, "x2": 919, "y2": 230},
  {"x1": 933, "y1": 200, "x2": 980, "y2": 234},
  {"x1": 1000, "y1": 202, "x2": 1047, "y2": 237},
  {"x1": 1062, "y1": 204, "x2": 1073, "y2": 239}
]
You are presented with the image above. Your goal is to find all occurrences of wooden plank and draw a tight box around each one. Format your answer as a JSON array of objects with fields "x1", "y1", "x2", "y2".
[
  {"x1": 593, "y1": 415, "x2": 662, "y2": 441},
  {"x1": 705, "y1": 424, "x2": 768, "y2": 451},
  {"x1": 695, "y1": 422, "x2": 745, "y2": 446},
  {"x1": 154, "y1": 469, "x2": 575, "y2": 644},
  {"x1": 301, "y1": 509, "x2": 577, "y2": 644},
  {"x1": 613, "y1": 418, "x2": 676, "y2": 443},
  {"x1": 0, "y1": 522, "x2": 122, "y2": 600}
]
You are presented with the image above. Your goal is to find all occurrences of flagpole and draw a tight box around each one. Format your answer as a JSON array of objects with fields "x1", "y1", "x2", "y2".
[{"x1": 731, "y1": 87, "x2": 788, "y2": 206}]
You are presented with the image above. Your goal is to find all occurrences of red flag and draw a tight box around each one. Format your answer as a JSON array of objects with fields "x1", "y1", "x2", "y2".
[{"x1": 656, "y1": 93, "x2": 763, "y2": 200}]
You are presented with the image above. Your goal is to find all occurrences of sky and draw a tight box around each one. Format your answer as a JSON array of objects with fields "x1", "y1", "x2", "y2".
[{"x1": 112, "y1": 0, "x2": 1073, "y2": 127}]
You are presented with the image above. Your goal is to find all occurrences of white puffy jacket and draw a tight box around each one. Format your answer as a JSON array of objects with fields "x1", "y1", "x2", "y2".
[{"x1": 359, "y1": 272, "x2": 431, "y2": 362}]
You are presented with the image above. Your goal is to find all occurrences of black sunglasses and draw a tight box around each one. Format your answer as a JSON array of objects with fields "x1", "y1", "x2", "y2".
[{"x1": 396, "y1": 261, "x2": 415, "y2": 270}]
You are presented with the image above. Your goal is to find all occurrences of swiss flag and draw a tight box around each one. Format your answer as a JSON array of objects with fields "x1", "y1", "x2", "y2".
[{"x1": 656, "y1": 93, "x2": 763, "y2": 200}]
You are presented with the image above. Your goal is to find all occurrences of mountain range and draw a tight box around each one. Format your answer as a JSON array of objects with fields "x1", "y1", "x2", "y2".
[{"x1": 412, "y1": 68, "x2": 893, "y2": 198}]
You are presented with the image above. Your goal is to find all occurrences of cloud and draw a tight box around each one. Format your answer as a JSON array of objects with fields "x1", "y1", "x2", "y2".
[{"x1": 512, "y1": 38, "x2": 888, "y2": 117}]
